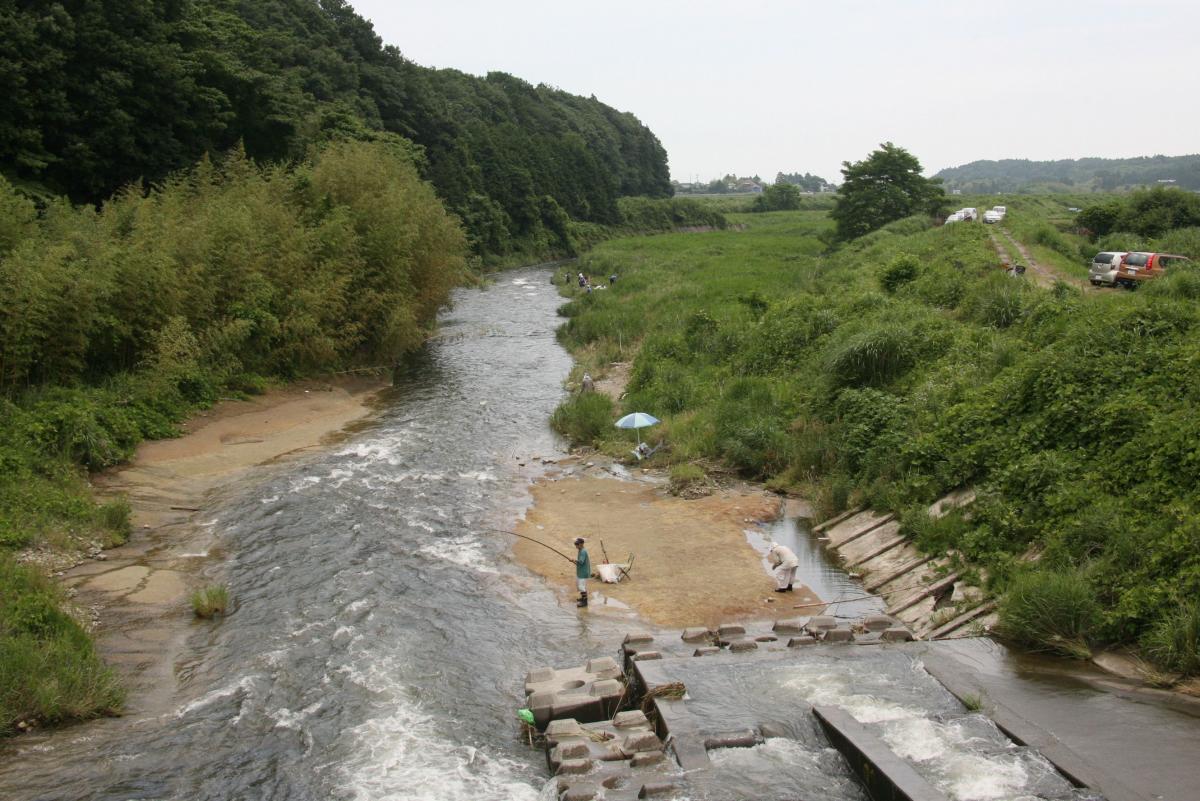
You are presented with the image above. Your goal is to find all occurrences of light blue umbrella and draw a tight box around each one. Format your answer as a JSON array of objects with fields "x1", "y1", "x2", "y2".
[{"x1": 615, "y1": 412, "x2": 660, "y2": 445}]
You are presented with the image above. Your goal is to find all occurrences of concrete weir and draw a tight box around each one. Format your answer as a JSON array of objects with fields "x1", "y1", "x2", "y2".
[{"x1": 523, "y1": 617, "x2": 980, "y2": 801}]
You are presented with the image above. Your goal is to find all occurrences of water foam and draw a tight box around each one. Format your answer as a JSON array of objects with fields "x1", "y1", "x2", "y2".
[
  {"x1": 339, "y1": 699, "x2": 540, "y2": 801},
  {"x1": 415, "y1": 537, "x2": 498, "y2": 574}
]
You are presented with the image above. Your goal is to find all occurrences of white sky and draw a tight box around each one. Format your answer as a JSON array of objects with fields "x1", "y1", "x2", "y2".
[{"x1": 349, "y1": 1, "x2": 1200, "y2": 183}]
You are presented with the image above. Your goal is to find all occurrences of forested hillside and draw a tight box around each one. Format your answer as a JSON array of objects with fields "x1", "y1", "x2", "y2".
[
  {"x1": 0, "y1": 0, "x2": 671, "y2": 257},
  {"x1": 936, "y1": 155, "x2": 1200, "y2": 193}
]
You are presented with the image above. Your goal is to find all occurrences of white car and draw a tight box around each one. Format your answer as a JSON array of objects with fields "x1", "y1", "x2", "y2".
[
  {"x1": 983, "y1": 210, "x2": 1003, "y2": 224},
  {"x1": 992, "y1": 206, "x2": 1007, "y2": 215},
  {"x1": 944, "y1": 212, "x2": 964, "y2": 224}
]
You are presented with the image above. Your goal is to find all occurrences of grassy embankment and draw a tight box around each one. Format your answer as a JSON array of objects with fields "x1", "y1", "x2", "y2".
[
  {"x1": 551, "y1": 207, "x2": 1200, "y2": 676},
  {"x1": 0, "y1": 140, "x2": 469, "y2": 734}
]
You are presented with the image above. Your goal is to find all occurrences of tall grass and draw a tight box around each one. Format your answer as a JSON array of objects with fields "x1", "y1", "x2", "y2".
[
  {"x1": 191, "y1": 584, "x2": 230, "y2": 619},
  {"x1": 997, "y1": 570, "x2": 1098, "y2": 659},
  {"x1": 1141, "y1": 603, "x2": 1200, "y2": 676}
]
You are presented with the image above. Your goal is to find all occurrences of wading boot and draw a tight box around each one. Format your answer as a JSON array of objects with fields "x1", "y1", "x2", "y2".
[
  {"x1": 576, "y1": 592, "x2": 588, "y2": 608},
  {"x1": 774, "y1": 588, "x2": 787, "y2": 593},
  {"x1": 786, "y1": 584, "x2": 794, "y2": 592}
]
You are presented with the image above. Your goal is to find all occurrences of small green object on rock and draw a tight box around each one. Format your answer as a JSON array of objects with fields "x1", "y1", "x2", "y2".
[{"x1": 517, "y1": 708, "x2": 535, "y2": 725}]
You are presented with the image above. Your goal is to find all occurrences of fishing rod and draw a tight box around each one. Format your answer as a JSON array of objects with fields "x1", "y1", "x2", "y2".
[{"x1": 483, "y1": 527, "x2": 577, "y2": 563}]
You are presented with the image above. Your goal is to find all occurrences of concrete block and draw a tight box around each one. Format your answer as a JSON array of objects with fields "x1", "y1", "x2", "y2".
[
  {"x1": 881, "y1": 627, "x2": 914, "y2": 642},
  {"x1": 822, "y1": 627, "x2": 855, "y2": 643},
  {"x1": 560, "y1": 787, "x2": 597, "y2": 801},
  {"x1": 613, "y1": 710, "x2": 649, "y2": 729},
  {"x1": 863, "y1": 614, "x2": 896, "y2": 632},
  {"x1": 692, "y1": 646, "x2": 720, "y2": 657},
  {"x1": 631, "y1": 651, "x2": 662, "y2": 662},
  {"x1": 806, "y1": 615, "x2": 837, "y2": 631},
  {"x1": 526, "y1": 666, "x2": 555, "y2": 687},
  {"x1": 623, "y1": 631, "x2": 654, "y2": 645},
  {"x1": 729, "y1": 640, "x2": 759, "y2": 653},
  {"x1": 772, "y1": 617, "x2": 808, "y2": 634},
  {"x1": 557, "y1": 758, "x2": 595, "y2": 775},
  {"x1": 590, "y1": 679, "x2": 623, "y2": 698},
  {"x1": 555, "y1": 741, "x2": 590, "y2": 761},
  {"x1": 787, "y1": 635, "x2": 818, "y2": 647},
  {"x1": 753, "y1": 635, "x2": 779, "y2": 643},
  {"x1": 545, "y1": 718, "x2": 585, "y2": 741},
  {"x1": 629, "y1": 750, "x2": 665, "y2": 768},
  {"x1": 639, "y1": 781, "x2": 679, "y2": 797},
  {"x1": 717, "y1": 623, "x2": 746, "y2": 637},
  {"x1": 620, "y1": 731, "x2": 663, "y2": 755},
  {"x1": 586, "y1": 657, "x2": 621, "y2": 678},
  {"x1": 680, "y1": 627, "x2": 709, "y2": 642}
]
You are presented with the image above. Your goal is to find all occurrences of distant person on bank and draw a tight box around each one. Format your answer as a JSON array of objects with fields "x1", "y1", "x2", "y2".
[
  {"x1": 574, "y1": 537, "x2": 591, "y2": 607},
  {"x1": 767, "y1": 543, "x2": 799, "y2": 593}
]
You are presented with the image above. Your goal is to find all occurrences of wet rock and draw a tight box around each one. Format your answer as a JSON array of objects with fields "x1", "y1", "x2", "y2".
[
  {"x1": 557, "y1": 758, "x2": 594, "y2": 775},
  {"x1": 692, "y1": 647, "x2": 720, "y2": 657},
  {"x1": 881, "y1": 627, "x2": 913, "y2": 642},
  {"x1": 787, "y1": 635, "x2": 817, "y2": 647}
]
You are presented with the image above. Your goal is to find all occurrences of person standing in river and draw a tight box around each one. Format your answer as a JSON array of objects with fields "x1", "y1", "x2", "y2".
[
  {"x1": 767, "y1": 542, "x2": 799, "y2": 593},
  {"x1": 574, "y1": 537, "x2": 591, "y2": 607}
]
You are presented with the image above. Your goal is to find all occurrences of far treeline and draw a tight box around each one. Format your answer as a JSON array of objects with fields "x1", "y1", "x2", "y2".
[
  {"x1": 0, "y1": 0, "x2": 672, "y2": 260},
  {"x1": 553, "y1": 143, "x2": 1200, "y2": 679},
  {"x1": 936, "y1": 154, "x2": 1200, "y2": 193}
]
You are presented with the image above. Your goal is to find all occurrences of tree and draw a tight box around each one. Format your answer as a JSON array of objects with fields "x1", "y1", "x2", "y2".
[
  {"x1": 751, "y1": 181, "x2": 801, "y2": 212},
  {"x1": 830, "y1": 143, "x2": 945, "y2": 240}
]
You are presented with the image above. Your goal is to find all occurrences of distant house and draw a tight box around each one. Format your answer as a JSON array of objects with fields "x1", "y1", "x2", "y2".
[
  {"x1": 736, "y1": 179, "x2": 763, "y2": 193},
  {"x1": 1157, "y1": 178, "x2": 1177, "y2": 184},
  {"x1": 951, "y1": 188, "x2": 963, "y2": 195}
]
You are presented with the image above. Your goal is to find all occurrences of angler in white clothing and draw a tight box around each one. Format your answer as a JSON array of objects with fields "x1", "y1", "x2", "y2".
[{"x1": 767, "y1": 543, "x2": 799, "y2": 593}]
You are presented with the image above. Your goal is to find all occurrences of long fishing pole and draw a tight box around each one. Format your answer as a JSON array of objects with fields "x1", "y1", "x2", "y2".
[{"x1": 483, "y1": 527, "x2": 576, "y2": 563}]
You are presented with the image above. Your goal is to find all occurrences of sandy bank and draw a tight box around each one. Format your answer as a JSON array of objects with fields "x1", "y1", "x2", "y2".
[
  {"x1": 513, "y1": 470, "x2": 824, "y2": 628},
  {"x1": 60, "y1": 376, "x2": 387, "y2": 707}
]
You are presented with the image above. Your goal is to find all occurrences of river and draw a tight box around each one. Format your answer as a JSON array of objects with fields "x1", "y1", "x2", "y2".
[{"x1": 0, "y1": 268, "x2": 631, "y2": 801}]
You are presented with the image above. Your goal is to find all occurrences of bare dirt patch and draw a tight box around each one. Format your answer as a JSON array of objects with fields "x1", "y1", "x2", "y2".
[{"x1": 513, "y1": 474, "x2": 824, "y2": 628}]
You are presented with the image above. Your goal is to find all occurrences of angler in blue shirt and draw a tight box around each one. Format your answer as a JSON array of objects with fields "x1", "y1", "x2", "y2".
[{"x1": 574, "y1": 537, "x2": 591, "y2": 608}]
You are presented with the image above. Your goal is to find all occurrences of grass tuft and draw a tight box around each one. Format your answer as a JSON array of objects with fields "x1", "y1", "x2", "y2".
[
  {"x1": 191, "y1": 584, "x2": 230, "y2": 619},
  {"x1": 1141, "y1": 602, "x2": 1200, "y2": 676},
  {"x1": 998, "y1": 569, "x2": 1098, "y2": 659}
]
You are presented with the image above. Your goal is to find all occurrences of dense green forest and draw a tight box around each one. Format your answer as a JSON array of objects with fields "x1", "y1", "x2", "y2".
[
  {"x1": 935, "y1": 155, "x2": 1200, "y2": 193},
  {"x1": 0, "y1": 0, "x2": 671, "y2": 259},
  {"x1": 552, "y1": 207, "x2": 1200, "y2": 676}
]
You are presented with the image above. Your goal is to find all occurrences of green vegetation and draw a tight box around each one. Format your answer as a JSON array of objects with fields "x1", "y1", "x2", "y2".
[
  {"x1": 0, "y1": 0, "x2": 669, "y2": 260},
  {"x1": 831, "y1": 143, "x2": 945, "y2": 240},
  {"x1": 550, "y1": 392, "x2": 615, "y2": 445},
  {"x1": 553, "y1": 202, "x2": 1200, "y2": 674},
  {"x1": 1, "y1": 556, "x2": 123, "y2": 734},
  {"x1": 668, "y1": 464, "x2": 707, "y2": 496},
  {"x1": 191, "y1": 585, "x2": 230, "y2": 619},
  {"x1": 751, "y1": 183, "x2": 803, "y2": 212},
  {"x1": 1077, "y1": 188, "x2": 1200, "y2": 256},
  {"x1": 1141, "y1": 602, "x2": 1200, "y2": 676},
  {"x1": 998, "y1": 570, "x2": 1099, "y2": 659},
  {"x1": 936, "y1": 154, "x2": 1200, "y2": 193}
]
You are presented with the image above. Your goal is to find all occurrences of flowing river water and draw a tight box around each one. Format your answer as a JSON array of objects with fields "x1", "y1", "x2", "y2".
[{"x1": 1, "y1": 268, "x2": 1101, "y2": 801}]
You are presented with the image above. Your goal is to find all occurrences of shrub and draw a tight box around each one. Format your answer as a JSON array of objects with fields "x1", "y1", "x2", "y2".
[
  {"x1": 998, "y1": 569, "x2": 1099, "y2": 659},
  {"x1": 1141, "y1": 602, "x2": 1200, "y2": 676},
  {"x1": 191, "y1": 584, "x2": 230, "y2": 619},
  {"x1": 824, "y1": 325, "x2": 914, "y2": 388},
  {"x1": 550, "y1": 392, "x2": 615, "y2": 445},
  {"x1": 879, "y1": 254, "x2": 920, "y2": 293},
  {"x1": 95, "y1": 498, "x2": 131, "y2": 545}
]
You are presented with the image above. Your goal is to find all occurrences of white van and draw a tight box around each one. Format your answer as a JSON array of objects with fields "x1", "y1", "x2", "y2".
[{"x1": 960, "y1": 207, "x2": 978, "y2": 221}]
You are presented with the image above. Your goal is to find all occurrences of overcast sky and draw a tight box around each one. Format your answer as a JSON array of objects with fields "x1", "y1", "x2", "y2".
[{"x1": 349, "y1": 1, "x2": 1199, "y2": 183}]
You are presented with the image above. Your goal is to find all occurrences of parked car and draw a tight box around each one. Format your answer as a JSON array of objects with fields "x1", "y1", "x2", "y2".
[
  {"x1": 960, "y1": 207, "x2": 978, "y2": 221},
  {"x1": 1089, "y1": 251, "x2": 1127, "y2": 286},
  {"x1": 983, "y1": 210, "x2": 1003, "y2": 224},
  {"x1": 1114, "y1": 252, "x2": 1192, "y2": 288},
  {"x1": 992, "y1": 206, "x2": 1007, "y2": 215},
  {"x1": 944, "y1": 212, "x2": 964, "y2": 224}
]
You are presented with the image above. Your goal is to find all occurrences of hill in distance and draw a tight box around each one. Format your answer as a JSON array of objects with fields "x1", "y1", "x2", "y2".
[{"x1": 935, "y1": 154, "x2": 1200, "y2": 193}]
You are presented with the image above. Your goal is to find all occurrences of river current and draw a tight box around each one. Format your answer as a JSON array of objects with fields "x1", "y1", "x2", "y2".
[{"x1": 1, "y1": 268, "x2": 627, "y2": 801}]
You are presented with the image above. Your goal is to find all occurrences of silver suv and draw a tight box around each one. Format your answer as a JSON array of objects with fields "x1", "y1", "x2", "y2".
[{"x1": 1089, "y1": 251, "x2": 1126, "y2": 287}]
